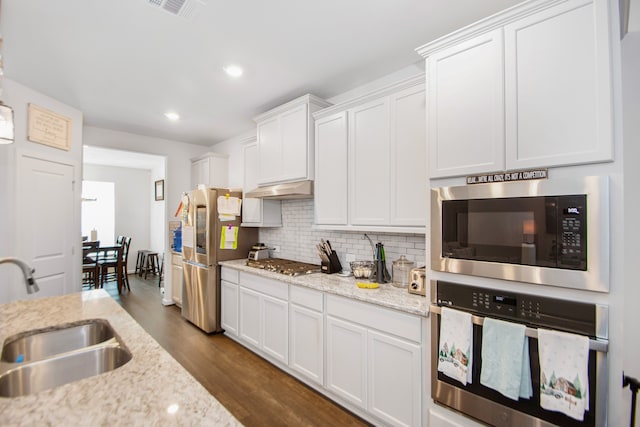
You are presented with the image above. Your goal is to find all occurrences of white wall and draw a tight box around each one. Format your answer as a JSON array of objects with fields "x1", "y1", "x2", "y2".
[
  {"x1": 0, "y1": 78, "x2": 83, "y2": 303},
  {"x1": 622, "y1": 30, "x2": 640, "y2": 419},
  {"x1": 82, "y1": 126, "x2": 208, "y2": 304},
  {"x1": 83, "y1": 164, "x2": 151, "y2": 273}
]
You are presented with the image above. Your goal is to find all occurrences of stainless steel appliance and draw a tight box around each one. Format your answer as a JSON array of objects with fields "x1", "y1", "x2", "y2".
[
  {"x1": 431, "y1": 176, "x2": 610, "y2": 292},
  {"x1": 246, "y1": 258, "x2": 321, "y2": 276},
  {"x1": 181, "y1": 188, "x2": 257, "y2": 333},
  {"x1": 430, "y1": 280, "x2": 609, "y2": 427},
  {"x1": 248, "y1": 244, "x2": 270, "y2": 260}
]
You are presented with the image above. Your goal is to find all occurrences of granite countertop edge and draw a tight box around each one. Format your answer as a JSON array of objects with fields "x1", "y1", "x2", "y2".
[
  {"x1": 0, "y1": 290, "x2": 241, "y2": 426},
  {"x1": 219, "y1": 259, "x2": 428, "y2": 318}
]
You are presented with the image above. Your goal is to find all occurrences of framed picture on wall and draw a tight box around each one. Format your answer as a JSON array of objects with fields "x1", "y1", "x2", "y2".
[{"x1": 155, "y1": 179, "x2": 164, "y2": 201}]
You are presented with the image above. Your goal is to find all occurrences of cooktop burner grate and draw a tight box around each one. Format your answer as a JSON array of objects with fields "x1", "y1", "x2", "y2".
[{"x1": 246, "y1": 258, "x2": 321, "y2": 276}]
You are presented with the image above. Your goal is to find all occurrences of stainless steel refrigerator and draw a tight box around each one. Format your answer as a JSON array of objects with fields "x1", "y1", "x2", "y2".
[{"x1": 181, "y1": 187, "x2": 257, "y2": 333}]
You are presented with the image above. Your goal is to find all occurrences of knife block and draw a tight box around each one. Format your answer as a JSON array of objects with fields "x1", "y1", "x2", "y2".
[{"x1": 321, "y1": 251, "x2": 342, "y2": 274}]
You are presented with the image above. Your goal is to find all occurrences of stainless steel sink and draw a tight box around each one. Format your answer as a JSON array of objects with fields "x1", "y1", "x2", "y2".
[
  {"x1": 1, "y1": 319, "x2": 116, "y2": 363},
  {"x1": 0, "y1": 319, "x2": 132, "y2": 398},
  {"x1": 0, "y1": 343, "x2": 132, "y2": 397}
]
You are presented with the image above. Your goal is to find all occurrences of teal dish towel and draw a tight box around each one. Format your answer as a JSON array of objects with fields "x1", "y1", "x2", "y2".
[{"x1": 480, "y1": 317, "x2": 532, "y2": 401}]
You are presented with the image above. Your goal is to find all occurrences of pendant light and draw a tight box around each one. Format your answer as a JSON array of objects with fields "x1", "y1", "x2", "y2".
[{"x1": 0, "y1": 2, "x2": 15, "y2": 144}]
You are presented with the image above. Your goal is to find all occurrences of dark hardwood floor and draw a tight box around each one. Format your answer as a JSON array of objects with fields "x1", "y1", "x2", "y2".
[{"x1": 99, "y1": 274, "x2": 370, "y2": 427}]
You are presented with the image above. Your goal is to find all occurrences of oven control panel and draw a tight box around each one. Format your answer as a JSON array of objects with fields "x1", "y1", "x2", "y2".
[{"x1": 435, "y1": 280, "x2": 595, "y2": 335}]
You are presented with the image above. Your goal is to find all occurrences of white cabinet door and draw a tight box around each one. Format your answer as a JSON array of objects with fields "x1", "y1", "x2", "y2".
[
  {"x1": 349, "y1": 98, "x2": 390, "y2": 226},
  {"x1": 427, "y1": 29, "x2": 505, "y2": 178},
  {"x1": 280, "y1": 103, "x2": 309, "y2": 182},
  {"x1": 221, "y1": 279, "x2": 238, "y2": 337},
  {"x1": 239, "y1": 287, "x2": 261, "y2": 348},
  {"x1": 504, "y1": 0, "x2": 613, "y2": 169},
  {"x1": 289, "y1": 304, "x2": 324, "y2": 385},
  {"x1": 368, "y1": 330, "x2": 421, "y2": 427},
  {"x1": 257, "y1": 116, "x2": 281, "y2": 184},
  {"x1": 326, "y1": 316, "x2": 367, "y2": 409},
  {"x1": 389, "y1": 84, "x2": 427, "y2": 226},
  {"x1": 242, "y1": 142, "x2": 282, "y2": 227},
  {"x1": 190, "y1": 158, "x2": 208, "y2": 189},
  {"x1": 315, "y1": 111, "x2": 348, "y2": 225},
  {"x1": 262, "y1": 294, "x2": 289, "y2": 364},
  {"x1": 171, "y1": 262, "x2": 182, "y2": 306}
]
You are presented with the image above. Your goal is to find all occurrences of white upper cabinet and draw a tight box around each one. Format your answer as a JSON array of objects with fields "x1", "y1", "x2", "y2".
[
  {"x1": 426, "y1": 30, "x2": 505, "y2": 178},
  {"x1": 190, "y1": 152, "x2": 229, "y2": 189},
  {"x1": 389, "y1": 85, "x2": 428, "y2": 226},
  {"x1": 314, "y1": 75, "x2": 426, "y2": 233},
  {"x1": 254, "y1": 94, "x2": 331, "y2": 185},
  {"x1": 314, "y1": 112, "x2": 348, "y2": 225},
  {"x1": 504, "y1": 0, "x2": 614, "y2": 168},
  {"x1": 417, "y1": 0, "x2": 615, "y2": 178},
  {"x1": 349, "y1": 97, "x2": 390, "y2": 226},
  {"x1": 241, "y1": 140, "x2": 282, "y2": 227}
]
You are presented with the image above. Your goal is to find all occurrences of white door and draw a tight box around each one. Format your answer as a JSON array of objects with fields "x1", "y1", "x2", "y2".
[
  {"x1": 368, "y1": 330, "x2": 422, "y2": 427},
  {"x1": 289, "y1": 303, "x2": 324, "y2": 385},
  {"x1": 257, "y1": 116, "x2": 281, "y2": 184},
  {"x1": 16, "y1": 155, "x2": 75, "y2": 298},
  {"x1": 315, "y1": 112, "x2": 348, "y2": 225},
  {"x1": 261, "y1": 294, "x2": 288, "y2": 364},
  {"x1": 326, "y1": 315, "x2": 368, "y2": 409},
  {"x1": 280, "y1": 104, "x2": 308, "y2": 181},
  {"x1": 349, "y1": 98, "x2": 390, "y2": 226},
  {"x1": 220, "y1": 280, "x2": 239, "y2": 337},
  {"x1": 427, "y1": 29, "x2": 505, "y2": 178},
  {"x1": 239, "y1": 286, "x2": 261, "y2": 347},
  {"x1": 242, "y1": 143, "x2": 262, "y2": 224}
]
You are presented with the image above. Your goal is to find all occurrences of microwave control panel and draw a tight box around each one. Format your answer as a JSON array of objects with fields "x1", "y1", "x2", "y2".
[{"x1": 557, "y1": 195, "x2": 587, "y2": 270}]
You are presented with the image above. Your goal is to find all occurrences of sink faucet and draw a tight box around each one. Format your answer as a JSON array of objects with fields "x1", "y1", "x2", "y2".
[{"x1": 0, "y1": 257, "x2": 40, "y2": 294}]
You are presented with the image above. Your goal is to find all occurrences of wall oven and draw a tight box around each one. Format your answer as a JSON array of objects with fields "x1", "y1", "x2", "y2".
[
  {"x1": 431, "y1": 176, "x2": 609, "y2": 292},
  {"x1": 430, "y1": 280, "x2": 609, "y2": 427}
]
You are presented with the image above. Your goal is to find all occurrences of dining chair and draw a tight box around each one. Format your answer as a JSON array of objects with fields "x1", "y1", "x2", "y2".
[
  {"x1": 97, "y1": 244, "x2": 124, "y2": 292},
  {"x1": 82, "y1": 243, "x2": 100, "y2": 289}
]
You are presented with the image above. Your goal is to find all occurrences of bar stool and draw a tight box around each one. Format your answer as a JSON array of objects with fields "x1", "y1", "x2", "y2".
[
  {"x1": 135, "y1": 250, "x2": 149, "y2": 276},
  {"x1": 144, "y1": 252, "x2": 160, "y2": 279}
]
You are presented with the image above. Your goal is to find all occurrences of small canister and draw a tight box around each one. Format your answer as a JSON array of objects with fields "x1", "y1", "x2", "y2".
[{"x1": 392, "y1": 255, "x2": 415, "y2": 288}]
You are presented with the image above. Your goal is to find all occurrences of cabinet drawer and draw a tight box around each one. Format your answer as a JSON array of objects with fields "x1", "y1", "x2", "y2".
[
  {"x1": 171, "y1": 253, "x2": 182, "y2": 266},
  {"x1": 290, "y1": 285, "x2": 323, "y2": 312},
  {"x1": 239, "y1": 271, "x2": 288, "y2": 300},
  {"x1": 326, "y1": 295, "x2": 421, "y2": 343},
  {"x1": 221, "y1": 267, "x2": 239, "y2": 284}
]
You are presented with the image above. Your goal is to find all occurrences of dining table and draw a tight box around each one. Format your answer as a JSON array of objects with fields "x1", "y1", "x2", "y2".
[{"x1": 84, "y1": 244, "x2": 124, "y2": 293}]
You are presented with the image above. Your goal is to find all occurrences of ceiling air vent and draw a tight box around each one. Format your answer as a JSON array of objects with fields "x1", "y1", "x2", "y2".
[{"x1": 147, "y1": 0, "x2": 206, "y2": 20}]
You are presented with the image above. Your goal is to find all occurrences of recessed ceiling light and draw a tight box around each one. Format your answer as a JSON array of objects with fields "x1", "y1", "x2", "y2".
[
  {"x1": 164, "y1": 112, "x2": 180, "y2": 121},
  {"x1": 224, "y1": 65, "x2": 243, "y2": 78}
]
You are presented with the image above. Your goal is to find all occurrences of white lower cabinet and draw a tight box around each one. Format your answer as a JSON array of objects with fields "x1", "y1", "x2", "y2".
[
  {"x1": 220, "y1": 280, "x2": 238, "y2": 337},
  {"x1": 326, "y1": 295, "x2": 422, "y2": 427},
  {"x1": 238, "y1": 272, "x2": 289, "y2": 365},
  {"x1": 289, "y1": 286, "x2": 324, "y2": 385},
  {"x1": 224, "y1": 269, "x2": 423, "y2": 427},
  {"x1": 170, "y1": 253, "x2": 183, "y2": 306},
  {"x1": 326, "y1": 315, "x2": 368, "y2": 408},
  {"x1": 368, "y1": 330, "x2": 421, "y2": 427}
]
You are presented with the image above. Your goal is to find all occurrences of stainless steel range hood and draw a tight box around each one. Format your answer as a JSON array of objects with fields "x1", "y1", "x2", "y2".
[{"x1": 245, "y1": 180, "x2": 313, "y2": 200}]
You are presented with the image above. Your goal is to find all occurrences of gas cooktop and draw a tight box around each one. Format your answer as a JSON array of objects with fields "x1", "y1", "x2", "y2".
[{"x1": 246, "y1": 258, "x2": 321, "y2": 276}]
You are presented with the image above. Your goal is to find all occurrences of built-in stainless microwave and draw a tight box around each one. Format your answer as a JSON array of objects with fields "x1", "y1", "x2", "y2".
[{"x1": 431, "y1": 176, "x2": 609, "y2": 292}]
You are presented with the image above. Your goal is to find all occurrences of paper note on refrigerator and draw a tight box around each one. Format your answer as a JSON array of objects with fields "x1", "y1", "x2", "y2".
[
  {"x1": 220, "y1": 225, "x2": 238, "y2": 249},
  {"x1": 182, "y1": 225, "x2": 194, "y2": 249},
  {"x1": 217, "y1": 196, "x2": 242, "y2": 216}
]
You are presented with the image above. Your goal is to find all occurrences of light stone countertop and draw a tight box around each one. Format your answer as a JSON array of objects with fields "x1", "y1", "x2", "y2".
[
  {"x1": 219, "y1": 259, "x2": 428, "y2": 317},
  {"x1": 0, "y1": 290, "x2": 241, "y2": 427}
]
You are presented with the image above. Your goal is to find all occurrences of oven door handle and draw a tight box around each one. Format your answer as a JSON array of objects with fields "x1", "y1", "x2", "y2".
[{"x1": 429, "y1": 304, "x2": 609, "y2": 353}]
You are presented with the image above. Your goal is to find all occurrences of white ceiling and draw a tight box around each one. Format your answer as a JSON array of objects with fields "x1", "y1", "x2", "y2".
[
  {"x1": 2, "y1": 0, "x2": 523, "y2": 147},
  {"x1": 83, "y1": 146, "x2": 164, "y2": 170}
]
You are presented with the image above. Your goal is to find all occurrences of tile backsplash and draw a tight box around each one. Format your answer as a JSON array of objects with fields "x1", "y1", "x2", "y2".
[{"x1": 258, "y1": 200, "x2": 427, "y2": 269}]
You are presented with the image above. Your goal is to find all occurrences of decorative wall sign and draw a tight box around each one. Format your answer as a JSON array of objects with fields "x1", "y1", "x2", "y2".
[
  {"x1": 27, "y1": 103, "x2": 72, "y2": 150},
  {"x1": 155, "y1": 179, "x2": 165, "y2": 201},
  {"x1": 466, "y1": 169, "x2": 548, "y2": 185}
]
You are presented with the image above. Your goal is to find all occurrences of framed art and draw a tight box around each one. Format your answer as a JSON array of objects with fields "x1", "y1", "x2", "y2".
[
  {"x1": 155, "y1": 179, "x2": 164, "y2": 201},
  {"x1": 27, "y1": 103, "x2": 72, "y2": 150}
]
